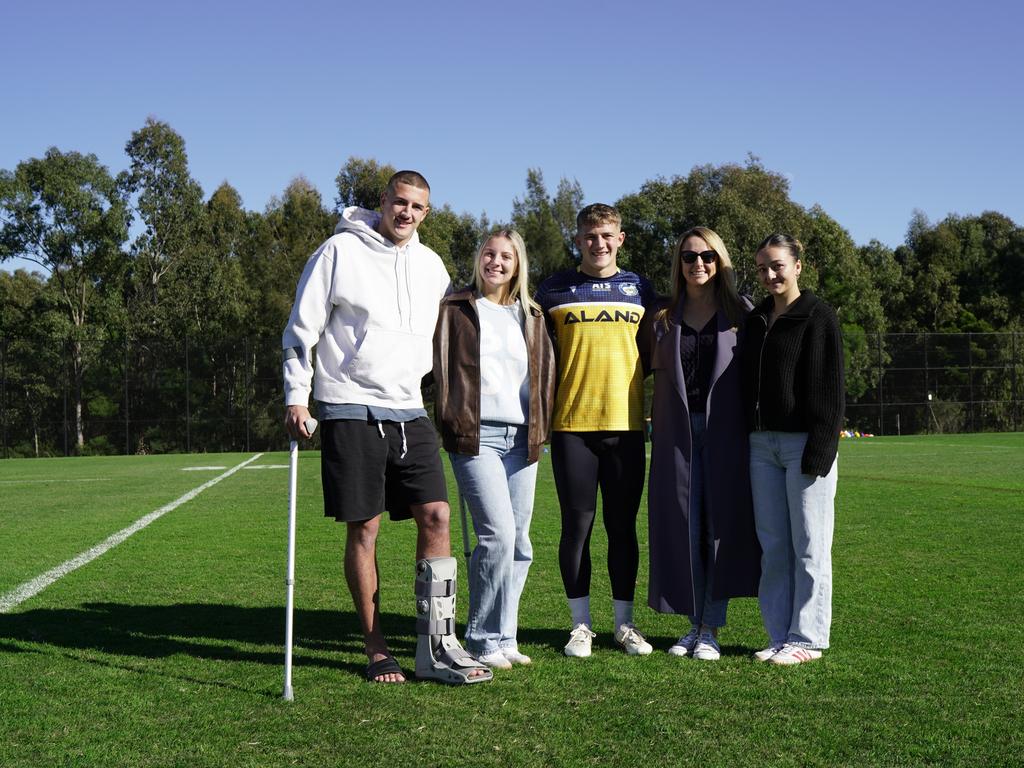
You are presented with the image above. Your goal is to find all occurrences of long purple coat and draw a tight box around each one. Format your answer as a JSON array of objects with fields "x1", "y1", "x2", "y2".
[{"x1": 647, "y1": 299, "x2": 761, "y2": 614}]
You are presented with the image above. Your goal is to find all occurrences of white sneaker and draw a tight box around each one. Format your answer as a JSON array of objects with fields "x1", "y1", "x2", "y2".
[
  {"x1": 769, "y1": 643, "x2": 822, "y2": 665},
  {"x1": 668, "y1": 627, "x2": 700, "y2": 657},
  {"x1": 614, "y1": 623, "x2": 653, "y2": 656},
  {"x1": 501, "y1": 647, "x2": 532, "y2": 666},
  {"x1": 754, "y1": 643, "x2": 785, "y2": 662},
  {"x1": 564, "y1": 624, "x2": 596, "y2": 657},
  {"x1": 692, "y1": 632, "x2": 721, "y2": 661},
  {"x1": 478, "y1": 651, "x2": 513, "y2": 670}
]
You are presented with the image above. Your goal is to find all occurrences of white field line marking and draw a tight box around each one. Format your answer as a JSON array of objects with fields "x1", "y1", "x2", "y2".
[
  {"x1": 0, "y1": 478, "x2": 106, "y2": 484},
  {"x1": 0, "y1": 453, "x2": 263, "y2": 614},
  {"x1": 182, "y1": 466, "x2": 228, "y2": 471},
  {"x1": 244, "y1": 465, "x2": 289, "y2": 470}
]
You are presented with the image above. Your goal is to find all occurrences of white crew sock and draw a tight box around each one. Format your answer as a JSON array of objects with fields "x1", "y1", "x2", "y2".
[
  {"x1": 568, "y1": 596, "x2": 591, "y2": 628},
  {"x1": 613, "y1": 599, "x2": 634, "y2": 629}
]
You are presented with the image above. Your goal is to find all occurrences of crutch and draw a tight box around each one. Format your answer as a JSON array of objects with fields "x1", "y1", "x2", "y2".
[
  {"x1": 458, "y1": 493, "x2": 473, "y2": 564},
  {"x1": 283, "y1": 416, "x2": 318, "y2": 702}
]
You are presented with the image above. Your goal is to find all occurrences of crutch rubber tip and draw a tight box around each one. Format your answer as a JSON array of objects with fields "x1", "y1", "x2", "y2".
[{"x1": 282, "y1": 686, "x2": 294, "y2": 701}]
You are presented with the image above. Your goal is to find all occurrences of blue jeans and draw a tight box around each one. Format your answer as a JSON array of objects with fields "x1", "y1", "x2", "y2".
[
  {"x1": 450, "y1": 423, "x2": 537, "y2": 655},
  {"x1": 749, "y1": 431, "x2": 837, "y2": 649},
  {"x1": 688, "y1": 414, "x2": 729, "y2": 628}
]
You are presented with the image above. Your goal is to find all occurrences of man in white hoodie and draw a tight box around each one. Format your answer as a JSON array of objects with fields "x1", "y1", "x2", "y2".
[{"x1": 283, "y1": 171, "x2": 490, "y2": 685}]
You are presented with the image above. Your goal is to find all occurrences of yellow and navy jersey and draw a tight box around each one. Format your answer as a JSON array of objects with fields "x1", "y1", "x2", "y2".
[{"x1": 535, "y1": 267, "x2": 657, "y2": 432}]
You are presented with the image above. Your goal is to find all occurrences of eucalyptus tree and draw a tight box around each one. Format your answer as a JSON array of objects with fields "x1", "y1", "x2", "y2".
[
  {"x1": 0, "y1": 270, "x2": 66, "y2": 456},
  {"x1": 0, "y1": 148, "x2": 129, "y2": 451},
  {"x1": 120, "y1": 117, "x2": 206, "y2": 335},
  {"x1": 335, "y1": 157, "x2": 395, "y2": 211},
  {"x1": 512, "y1": 169, "x2": 575, "y2": 282}
]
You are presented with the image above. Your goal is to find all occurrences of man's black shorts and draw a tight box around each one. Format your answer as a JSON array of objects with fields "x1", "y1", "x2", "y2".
[{"x1": 321, "y1": 417, "x2": 448, "y2": 523}]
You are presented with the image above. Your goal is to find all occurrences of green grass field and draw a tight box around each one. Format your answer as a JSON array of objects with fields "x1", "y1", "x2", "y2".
[{"x1": 1, "y1": 434, "x2": 1022, "y2": 767}]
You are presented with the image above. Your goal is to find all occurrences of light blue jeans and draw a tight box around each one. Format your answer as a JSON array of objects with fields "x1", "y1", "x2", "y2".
[
  {"x1": 450, "y1": 422, "x2": 537, "y2": 656},
  {"x1": 688, "y1": 414, "x2": 728, "y2": 629},
  {"x1": 749, "y1": 431, "x2": 837, "y2": 649}
]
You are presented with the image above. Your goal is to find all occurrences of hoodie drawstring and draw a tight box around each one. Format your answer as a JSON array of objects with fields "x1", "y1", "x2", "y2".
[
  {"x1": 393, "y1": 245, "x2": 414, "y2": 331},
  {"x1": 375, "y1": 419, "x2": 408, "y2": 460}
]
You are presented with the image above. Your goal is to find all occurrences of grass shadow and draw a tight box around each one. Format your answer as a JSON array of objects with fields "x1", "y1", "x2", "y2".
[{"x1": 0, "y1": 602, "x2": 419, "y2": 683}]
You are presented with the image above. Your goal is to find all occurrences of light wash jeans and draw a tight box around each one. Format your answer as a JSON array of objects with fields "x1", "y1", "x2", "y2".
[
  {"x1": 749, "y1": 431, "x2": 837, "y2": 649},
  {"x1": 688, "y1": 414, "x2": 728, "y2": 629},
  {"x1": 450, "y1": 422, "x2": 537, "y2": 656}
]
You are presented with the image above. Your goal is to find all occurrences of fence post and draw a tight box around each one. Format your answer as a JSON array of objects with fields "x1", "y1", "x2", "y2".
[
  {"x1": 63, "y1": 338, "x2": 69, "y2": 457},
  {"x1": 124, "y1": 338, "x2": 130, "y2": 455},
  {"x1": 923, "y1": 332, "x2": 930, "y2": 433},
  {"x1": 185, "y1": 336, "x2": 191, "y2": 454},
  {"x1": 1013, "y1": 332, "x2": 1020, "y2": 433},
  {"x1": 877, "y1": 331, "x2": 884, "y2": 435},
  {"x1": 245, "y1": 337, "x2": 251, "y2": 453},
  {"x1": 1, "y1": 337, "x2": 7, "y2": 460},
  {"x1": 967, "y1": 332, "x2": 974, "y2": 432}
]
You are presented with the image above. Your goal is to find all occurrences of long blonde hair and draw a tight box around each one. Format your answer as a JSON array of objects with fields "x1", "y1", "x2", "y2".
[
  {"x1": 471, "y1": 229, "x2": 540, "y2": 312},
  {"x1": 658, "y1": 226, "x2": 746, "y2": 328}
]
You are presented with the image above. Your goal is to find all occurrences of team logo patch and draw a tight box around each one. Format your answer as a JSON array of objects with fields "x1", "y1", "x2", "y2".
[{"x1": 618, "y1": 283, "x2": 639, "y2": 296}]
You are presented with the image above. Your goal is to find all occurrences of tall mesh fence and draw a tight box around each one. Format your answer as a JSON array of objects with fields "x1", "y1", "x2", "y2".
[
  {"x1": 843, "y1": 332, "x2": 1022, "y2": 436},
  {"x1": 1, "y1": 332, "x2": 1021, "y2": 458}
]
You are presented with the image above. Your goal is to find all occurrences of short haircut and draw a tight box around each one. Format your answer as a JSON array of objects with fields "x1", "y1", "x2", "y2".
[
  {"x1": 576, "y1": 203, "x2": 621, "y2": 232},
  {"x1": 386, "y1": 170, "x2": 431, "y2": 196}
]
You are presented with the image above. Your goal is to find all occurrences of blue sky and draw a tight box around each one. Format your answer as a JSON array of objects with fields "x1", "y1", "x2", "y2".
[{"x1": 3, "y1": 0, "x2": 1022, "y2": 273}]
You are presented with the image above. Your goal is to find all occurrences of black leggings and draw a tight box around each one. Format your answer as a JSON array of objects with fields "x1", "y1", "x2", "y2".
[{"x1": 550, "y1": 431, "x2": 646, "y2": 601}]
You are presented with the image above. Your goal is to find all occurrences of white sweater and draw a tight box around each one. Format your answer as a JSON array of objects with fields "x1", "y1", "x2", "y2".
[{"x1": 282, "y1": 207, "x2": 451, "y2": 409}]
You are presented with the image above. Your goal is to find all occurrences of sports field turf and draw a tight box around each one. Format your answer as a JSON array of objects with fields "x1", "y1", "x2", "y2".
[{"x1": 1, "y1": 433, "x2": 1021, "y2": 767}]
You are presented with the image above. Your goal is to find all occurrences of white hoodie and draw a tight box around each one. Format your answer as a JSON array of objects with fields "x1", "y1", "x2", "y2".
[{"x1": 282, "y1": 206, "x2": 451, "y2": 409}]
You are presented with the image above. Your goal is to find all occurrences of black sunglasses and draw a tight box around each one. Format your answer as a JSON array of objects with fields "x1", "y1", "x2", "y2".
[{"x1": 680, "y1": 249, "x2": 717, "y2": 264}]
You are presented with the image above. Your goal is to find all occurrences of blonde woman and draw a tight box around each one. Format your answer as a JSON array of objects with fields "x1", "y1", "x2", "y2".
[
  {"x1": 432, "y1": 230, "x2": 556, "y2": 669},
  {"x1": 648, "y1": 227, "x2": 760, "y2": 660}
]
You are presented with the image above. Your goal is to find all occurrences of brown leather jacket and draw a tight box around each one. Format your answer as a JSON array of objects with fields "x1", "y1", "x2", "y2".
[{"x1": 432, "y1": 287, "x2": 556, "y2": 463}]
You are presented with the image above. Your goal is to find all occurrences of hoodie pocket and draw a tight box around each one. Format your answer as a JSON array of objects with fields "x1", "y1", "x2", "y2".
[{"x1": 346, "y1": 328, "x2": 432, "y2": 400}]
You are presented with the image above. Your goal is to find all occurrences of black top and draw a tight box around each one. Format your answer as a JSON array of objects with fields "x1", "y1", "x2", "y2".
[
  {"x1": 680, "y1": 315, "x2": 717, "y2": 415},
  {"x1": 740, "y1": 290, "x2": 845, "y2": 476}
]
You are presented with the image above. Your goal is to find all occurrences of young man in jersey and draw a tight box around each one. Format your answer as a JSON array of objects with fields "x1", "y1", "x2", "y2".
[{"x1": 535, "y1": 203, "x2": 657, "y2": 657}]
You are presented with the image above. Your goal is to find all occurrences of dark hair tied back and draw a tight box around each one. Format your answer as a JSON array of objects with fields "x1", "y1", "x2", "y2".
[{"x1": 756, "y1": 233, "x2": 804, "y2": 259}]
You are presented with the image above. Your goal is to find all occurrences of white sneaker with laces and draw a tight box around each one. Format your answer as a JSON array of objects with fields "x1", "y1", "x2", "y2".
[
  {"x1": 668, "y1": 627, "x2": 701, "y2": 657},
  {"x1": 614, "y1": 623, "x2": 653, "y2": 656},
  {"x1": 769, "y1": 643, "x2": 823, "y2": 665},
  {"x1": 692, "y1": 632, "x2": 721, "y2": 661},
  {"x1": 754, "y1": 643, "x2": 785, "y2": 662},
  {"x1": 478, "y1": 651, "x2": 513, "y2": 670},
  {"x1": 501, "y1": 647, "x2": 532, "y2": 666},
  {"x1": 564, "y1": 624, "x2": 596, "y2": 657}
]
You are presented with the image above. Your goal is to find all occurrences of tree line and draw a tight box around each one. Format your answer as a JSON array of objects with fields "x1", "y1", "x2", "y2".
[{"x1": 2, "y1": 119, "x2": 1022, "y2": 456}]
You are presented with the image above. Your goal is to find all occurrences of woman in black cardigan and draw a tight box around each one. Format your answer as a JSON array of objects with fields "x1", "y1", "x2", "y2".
[{"x1": 741, "y1": 234, "x2": 844, "y2": 665}]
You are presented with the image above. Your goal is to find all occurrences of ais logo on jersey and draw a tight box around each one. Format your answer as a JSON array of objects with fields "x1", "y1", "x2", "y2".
[{"x1": 563, "y1": 309, "x2": 641, "y2": 324}]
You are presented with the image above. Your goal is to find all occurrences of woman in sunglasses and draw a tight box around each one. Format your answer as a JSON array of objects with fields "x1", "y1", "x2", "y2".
[
  {"x1": 741, "y1": 233, "x2": 844, "y2": 665},
  {"x1": 647, "y1": 227, "x2": 761, "y2": 660}
]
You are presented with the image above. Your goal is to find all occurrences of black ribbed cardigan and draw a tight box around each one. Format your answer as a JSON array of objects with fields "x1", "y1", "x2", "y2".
[{"x1": 740, "y1": 290, "x2": 845, "y2": 476}]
